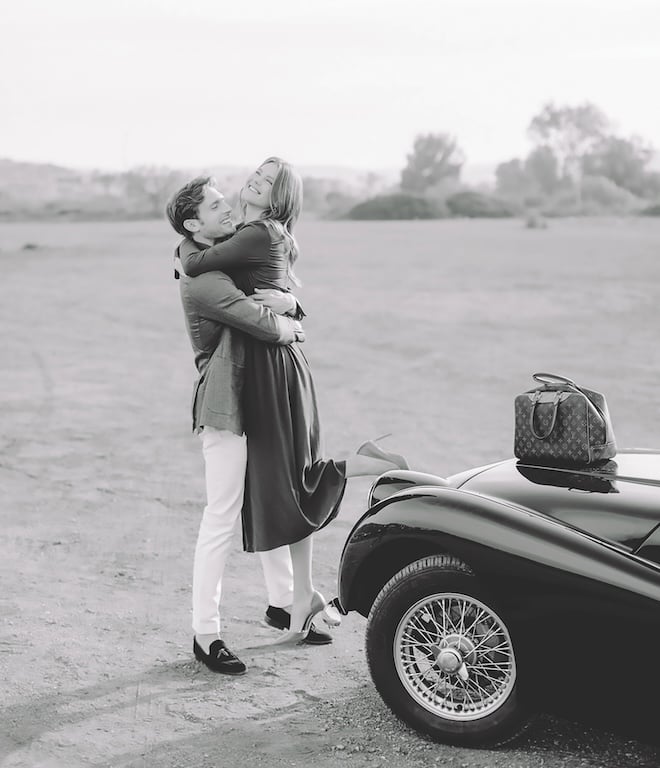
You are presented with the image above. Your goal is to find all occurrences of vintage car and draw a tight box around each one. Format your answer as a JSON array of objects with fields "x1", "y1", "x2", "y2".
[{"x1": 334, "y1": 449, "x2": 660, "y2": 747}]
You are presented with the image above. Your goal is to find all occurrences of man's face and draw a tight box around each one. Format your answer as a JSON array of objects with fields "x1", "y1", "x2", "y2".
[{"x1": 192, "y1": 186, "x2": 235, "y2": 240}]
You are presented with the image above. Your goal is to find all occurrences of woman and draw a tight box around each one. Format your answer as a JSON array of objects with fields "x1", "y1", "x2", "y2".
[{"x1": 178, "y1": 157, "x2": 407, "y2": 643}]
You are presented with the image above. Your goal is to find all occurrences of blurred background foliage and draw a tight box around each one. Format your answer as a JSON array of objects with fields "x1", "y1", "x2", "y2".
[{"x1": 1, "y1": 101, "x2": 658, "y2": 222}]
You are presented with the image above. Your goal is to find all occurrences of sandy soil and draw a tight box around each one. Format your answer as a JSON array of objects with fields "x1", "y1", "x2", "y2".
[{"x1": 3, "y1": 219, "x2": 660, "y2": 767}]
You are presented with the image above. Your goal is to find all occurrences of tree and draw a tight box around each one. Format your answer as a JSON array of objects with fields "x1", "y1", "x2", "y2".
[
  {"x1": 400, "y1": 133, "x2": 465, "y2": 194},
  {"x1": 524, "y1": 146, "x2": 562, "y2": 197},
  {"x1": 582, "y1": 135, "x2": 655, "y2": 197},
  {"x1": 528, "y1": 102, "x2": 609, "y2": 201},
  {"x1": 496, "y1": 149, "x2": 564, "y2": 208},
  {"x1": 495, "y1": 158, "x2": 529, "y2": 201}
]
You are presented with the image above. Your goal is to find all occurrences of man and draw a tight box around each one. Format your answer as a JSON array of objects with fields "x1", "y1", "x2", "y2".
[{"x1": 166, "y1": 177, "x2": 332, "y2": 676}]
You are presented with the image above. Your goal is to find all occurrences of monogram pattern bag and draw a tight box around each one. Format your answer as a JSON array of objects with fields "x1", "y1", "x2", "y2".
[{"x1": 514, "y1": 373, "x2": 617, "y2": 467}]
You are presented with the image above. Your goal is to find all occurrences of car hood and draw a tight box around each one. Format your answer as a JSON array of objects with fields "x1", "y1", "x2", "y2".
[{"x1": 456, "y1": 451, "x2": 660, "y2": 552}]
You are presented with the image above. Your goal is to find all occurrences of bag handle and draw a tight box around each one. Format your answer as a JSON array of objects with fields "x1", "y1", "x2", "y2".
[
  {"x1": 530, "y1": 372, "x2": 610, "y2": 438},
  {"x1": 529, "y1": 391, "x2": 561, "y2": 439},
  {"x1": 532, "y1": 372, "x2": 577, "y2": 387}
]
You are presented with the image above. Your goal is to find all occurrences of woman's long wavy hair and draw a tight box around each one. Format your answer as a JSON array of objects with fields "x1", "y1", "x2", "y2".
[{"x1": 241, "y1": 156, "x2": 303, "y2": 287}]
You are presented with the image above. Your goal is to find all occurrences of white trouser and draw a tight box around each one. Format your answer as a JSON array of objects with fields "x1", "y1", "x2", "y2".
[{"x1": 192, "y1": 427, "x2": 294, "y2": 635}]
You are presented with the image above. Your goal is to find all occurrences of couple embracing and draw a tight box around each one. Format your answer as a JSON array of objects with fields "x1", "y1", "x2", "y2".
[{"x1": 166, "y1": 158, "x2": 408, "y2": 675}]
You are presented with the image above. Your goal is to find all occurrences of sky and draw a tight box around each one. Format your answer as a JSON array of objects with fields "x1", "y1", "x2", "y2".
[{"x1": 1, "y1": 0, "x2": 659, "y2": 174}]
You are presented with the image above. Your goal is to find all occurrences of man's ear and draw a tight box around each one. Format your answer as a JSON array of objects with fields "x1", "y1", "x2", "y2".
[{"x1": 183, "y1": 218, "x2": 200, "y2": 234}]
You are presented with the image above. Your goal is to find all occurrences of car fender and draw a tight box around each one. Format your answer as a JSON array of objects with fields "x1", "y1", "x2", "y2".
[{"x1": 338, "y1": 485, "x2": 660, "y2": 617}]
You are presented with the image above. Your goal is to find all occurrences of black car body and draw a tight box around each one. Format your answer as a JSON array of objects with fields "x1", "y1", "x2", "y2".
[{"x1": 336, "y1": 450, "x2": 660, "y2": 746}]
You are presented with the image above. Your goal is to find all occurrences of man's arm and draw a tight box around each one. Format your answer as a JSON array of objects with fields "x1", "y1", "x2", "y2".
[{"x1": 186, "y1": 272, "x2": 302, "y2": 344}]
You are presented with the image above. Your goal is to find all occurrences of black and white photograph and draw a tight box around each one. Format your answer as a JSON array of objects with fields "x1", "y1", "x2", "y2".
[{"x1": 2, "y1": 1, "x2": 660, "y2": 766}]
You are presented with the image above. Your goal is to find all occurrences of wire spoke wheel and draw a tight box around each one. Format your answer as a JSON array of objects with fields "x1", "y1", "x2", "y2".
[
  {"x1": 394, "y1": 592, "x2": 516, "y2": 722},
  {"x1": 367, "y1": 556, "x2": 529, "y2": 746}
]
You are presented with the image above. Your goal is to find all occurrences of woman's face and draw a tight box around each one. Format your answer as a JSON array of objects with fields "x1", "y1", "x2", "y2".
[{"x1": 242, "y1": 161, "x2": 279, "y2": 210}]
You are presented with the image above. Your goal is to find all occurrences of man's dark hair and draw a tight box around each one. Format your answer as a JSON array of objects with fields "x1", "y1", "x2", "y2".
[{"x1": 165, "y1": 176, "x2": 213, "y2": 237}]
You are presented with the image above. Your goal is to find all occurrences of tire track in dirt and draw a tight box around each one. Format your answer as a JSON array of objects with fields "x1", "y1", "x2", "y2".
[{"x1": 0, "y1": 347, "x2": 54, "y2": 468}]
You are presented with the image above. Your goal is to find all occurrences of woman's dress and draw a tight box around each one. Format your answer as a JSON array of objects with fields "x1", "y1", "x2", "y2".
[{"x1": 179, "y1": 222, "x2": 346, "y2": 551}]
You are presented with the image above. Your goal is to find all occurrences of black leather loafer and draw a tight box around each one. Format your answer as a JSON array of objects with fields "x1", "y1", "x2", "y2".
[
  {"x1": 264, "y1": 606, "x2": 333, "y2": 646},
  {"x1": 193, "y1": 638, "x2": 247, "y2": 675}
]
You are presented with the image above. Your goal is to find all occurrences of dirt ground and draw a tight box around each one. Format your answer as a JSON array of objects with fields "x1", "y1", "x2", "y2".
[
  {"x1": 3, "y1": 458, "x2": 660, "y2": 768},
  {"x1": 2, "y1": 219, "x2": 660, "y2": 767}
]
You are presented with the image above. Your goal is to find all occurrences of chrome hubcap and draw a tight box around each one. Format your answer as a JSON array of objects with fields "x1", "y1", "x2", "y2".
[
  {"x1": 394, "y1": 593, "x2": 516, "y2": 721},
  {"x1": 437, "y1": 647, "x2": 462, "y2": 673}
]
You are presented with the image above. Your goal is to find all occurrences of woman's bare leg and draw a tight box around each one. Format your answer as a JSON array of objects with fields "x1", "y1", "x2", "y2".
[
  {"x1": 271, "y1": 533, "x2": 325, "y2": 644},
  {"x1": 288, "y1": 534, "x2": 315, "y2": 632}
]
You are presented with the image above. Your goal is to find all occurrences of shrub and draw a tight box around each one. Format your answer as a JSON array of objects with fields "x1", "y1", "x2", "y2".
[
  {"x1": 542, "y1": 177, "x2": 642, "y2": 217},
  {"x1": 345, "y1": 194, "x2": 441, "y2": 220},
  {"x1": 639, "y1": 202, "x2": 660, "y2": 216},
  {"x1": 524, "y1": 211, "x2": 548, "y2": 229},
  {"x1": 579, "y1": 175, "x2": 641, "y2": 214},
  {"x1": 445, "y1": 190, "x2": 515, "y2": 218}
]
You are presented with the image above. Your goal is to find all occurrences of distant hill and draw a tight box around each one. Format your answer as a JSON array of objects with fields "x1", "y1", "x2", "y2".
[
  {"x1": 0, "y1": 158, "x2": 136, "y2": 220},
  {"x1": 0, "y1": 157, "x2": 498, "y2": 222},
  {"x1": 0, "y1": 157, "x2": 410, "y2": 221},
  {"x1": 0, "y1": 158, "x2": 84, "y2": 205}
]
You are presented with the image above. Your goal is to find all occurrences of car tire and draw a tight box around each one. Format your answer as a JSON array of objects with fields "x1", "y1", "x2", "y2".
[{"x1": 366, "y1": 555, "x2": 530, "y2": 747}]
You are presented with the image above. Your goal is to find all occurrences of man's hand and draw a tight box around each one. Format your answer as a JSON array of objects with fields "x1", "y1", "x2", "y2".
[{"x1": 253, "y1": 288, "x2": 297, "y2": 316}]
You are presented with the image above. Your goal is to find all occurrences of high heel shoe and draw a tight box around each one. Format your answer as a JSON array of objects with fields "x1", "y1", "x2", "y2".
[
  {"x1": 357, "y1": 433, "x2": 409, "y2": 470},
  {"x1": 320, "y1": 600, "x2": 342, "y2": 628},
  {"x1": 270, "y1": 590, "x2": 328, "y2": 647}
]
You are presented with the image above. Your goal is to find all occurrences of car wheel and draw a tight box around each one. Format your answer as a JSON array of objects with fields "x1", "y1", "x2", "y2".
[{"x1": 366, "y1": 555, "x2": 529, "y2": 747}]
